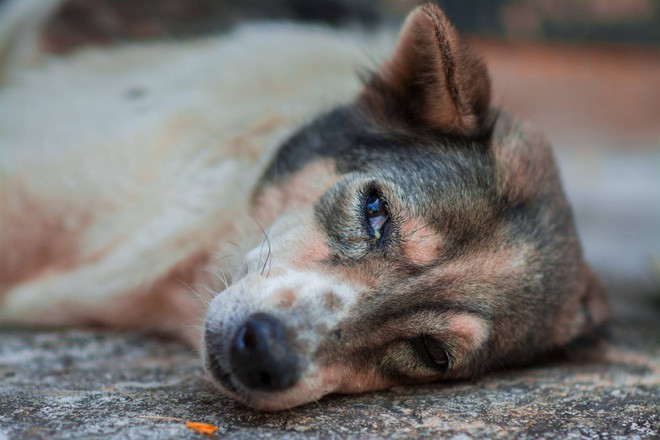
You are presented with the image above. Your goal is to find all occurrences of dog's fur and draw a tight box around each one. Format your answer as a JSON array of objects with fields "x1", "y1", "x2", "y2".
[{"x1": 0, "y1": 1, "x2": 610, "y2": 410}]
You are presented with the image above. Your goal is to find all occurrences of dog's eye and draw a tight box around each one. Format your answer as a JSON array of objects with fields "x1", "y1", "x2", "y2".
[
  {"x1": 419, "y1": 337, "x2": 450, "y2": 372},
  {"x1": 365, "y1": 192, "x2": 389, "y2": 241},
  {"x1": 423, "y1": 338, "x2": 450, "y2": 370}
]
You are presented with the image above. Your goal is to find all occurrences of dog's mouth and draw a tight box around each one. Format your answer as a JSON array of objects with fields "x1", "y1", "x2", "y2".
[{"x1": 204, "y1": 351, "x2": 240, "y2": 395}]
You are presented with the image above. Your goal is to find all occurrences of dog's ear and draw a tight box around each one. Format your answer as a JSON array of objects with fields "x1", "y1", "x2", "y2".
[{"x1": 361, "y1": 3, "x2": 491, "y2": 136}]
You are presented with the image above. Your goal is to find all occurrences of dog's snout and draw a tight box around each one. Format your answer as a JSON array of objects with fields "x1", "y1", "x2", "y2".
[{"x1": 230, "y1": 313, "x2": 299, "y2": 391}]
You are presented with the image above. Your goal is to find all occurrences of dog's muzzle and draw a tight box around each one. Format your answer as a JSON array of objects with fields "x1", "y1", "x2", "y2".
[{"x1": 206, "y1": 313, "x2": 300, "y2": 392}]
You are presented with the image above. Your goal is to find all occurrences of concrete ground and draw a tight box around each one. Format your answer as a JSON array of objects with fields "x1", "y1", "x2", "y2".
[
  {"x1": 0, "y1": 275, "x2": 657, "y2": 439},
  {"x1": 1, "y1": 39, "x2": 659, "y2": 438}
]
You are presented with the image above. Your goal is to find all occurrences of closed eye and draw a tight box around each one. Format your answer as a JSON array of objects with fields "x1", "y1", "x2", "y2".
[
  {"x1": 365, "y1": 190, "x2": 389, "y2": 243},
  {"x1": 410, "y1": 336, "x2": 452, "y2": 373}
]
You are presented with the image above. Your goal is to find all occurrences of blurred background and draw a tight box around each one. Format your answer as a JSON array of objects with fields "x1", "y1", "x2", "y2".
[{"x1": 20, "y1": 0, "x2": 660, "y2": 146}]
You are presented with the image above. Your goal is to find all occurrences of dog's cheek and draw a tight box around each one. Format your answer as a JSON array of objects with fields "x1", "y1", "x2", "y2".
[{"x1": 548, "y1": 264, "x2": 611, "y2": 348}]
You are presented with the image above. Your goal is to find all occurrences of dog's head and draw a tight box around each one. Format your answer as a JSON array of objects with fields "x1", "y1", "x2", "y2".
[{"x1": 203, "y1": 3, "x2": 610, "y2": 410}]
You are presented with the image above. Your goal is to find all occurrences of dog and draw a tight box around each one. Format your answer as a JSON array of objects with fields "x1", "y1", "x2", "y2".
[{"x1": 0, "y1": 0, "x2": 610, "y2": 410}]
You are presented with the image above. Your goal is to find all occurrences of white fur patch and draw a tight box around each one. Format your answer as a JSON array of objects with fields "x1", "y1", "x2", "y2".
[{"x1": 0, "y1": 10, "x2": 395, "y2": 330}]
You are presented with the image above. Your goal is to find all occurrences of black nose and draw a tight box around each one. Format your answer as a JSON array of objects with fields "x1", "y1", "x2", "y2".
[{"x1": 230, "y1": 313, "x2": 299, "y2": 391}]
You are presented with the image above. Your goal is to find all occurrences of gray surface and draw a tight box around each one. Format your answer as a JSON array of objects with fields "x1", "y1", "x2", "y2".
[
  {"x1": 1, "y1": 147, "x2": 659, "y2": 438},
  {"x1": 0, "y1": 277, "x2": 658, "y2": 439},
  {"x1": 557, "y1": 147, "x2": 660, "y2": 281}
]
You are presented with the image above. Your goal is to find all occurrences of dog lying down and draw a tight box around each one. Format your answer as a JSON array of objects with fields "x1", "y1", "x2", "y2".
[{"x1": 0, "y1": 1, "x2": 610, "y2": 410}]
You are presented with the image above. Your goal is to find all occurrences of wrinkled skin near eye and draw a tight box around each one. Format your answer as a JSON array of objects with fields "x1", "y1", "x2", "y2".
[{"x1": 365, "y1": 191, "x2": 389, "y2": 242}]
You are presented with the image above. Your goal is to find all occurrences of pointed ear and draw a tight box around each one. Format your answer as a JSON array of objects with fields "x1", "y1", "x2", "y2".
[{"x1": 361, "y1": 3, "x2": 491, "y2": 135}]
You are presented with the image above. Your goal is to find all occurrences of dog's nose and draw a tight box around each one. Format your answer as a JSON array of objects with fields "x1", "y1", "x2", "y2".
[{"x1": 230, "y1": 313, "x2": 299, "y2": 391}]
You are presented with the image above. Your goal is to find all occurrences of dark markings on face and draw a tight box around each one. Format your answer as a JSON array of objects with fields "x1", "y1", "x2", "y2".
[
  {"x1": 253, "y1": 98, "x2": 592, "y2": 383},
  {"x1": 229, "y1": 4, "x2": 606, "y2": 406},
  {"x1": 259, "y1": 103, "x2": 502, "y2": 260}
]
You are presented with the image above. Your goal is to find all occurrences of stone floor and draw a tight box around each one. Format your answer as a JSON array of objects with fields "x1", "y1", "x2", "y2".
[
  {"x1": 1, "y1": 146, "x2": 659, "y2": 438},
  {"x1": 0, "y1": 275, "x2": 658, "y2": 439}
]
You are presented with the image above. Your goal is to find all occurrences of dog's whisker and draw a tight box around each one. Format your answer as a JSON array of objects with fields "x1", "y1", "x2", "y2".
[
  {"x1": 211, "y1": 253, "x2": 237, "y2": 263},
  {"x1": 249, "y1": 215, "x2": 273, "y2": 277},
  {"x1": 176, "y1": 279, "x2": 213, "y2": 306},
  {"x1": 267, "y1": 250, "x2": 273, "y2": 278},
  {"x1": 262, "y1": 235, "x2": 272, "y2": 277},
  {"x1": 179, "y1": 316, "x2": 207, "y2": 331},
  {"x1": 401, "y1": 224, "x2": 429, "y2": 241},
  {"x1": 211, "y1": 268, "x2": 230, "y2": 291},
  {"x1": 222, "y1": 263, "x2": 236, "y2": 284},
  {"x1": 200, "y1": 268, "x2": 230, "y2": 288},
  {"x1": 201, "y1": 267, "x2": 222, "y2": 281},
  {"x1": 195, "y1": 283, "x2": 222, "y2": 298},
  {"x1": 258, "y1": 237, "x2": 266, "y2": 272},
  {"x1": 222, "y1": 274, "x2": 231, "y2": 291},
  {"x1": 208, "y1": 253, "x2": 239, "y2": 286},
  {"x1": 251, "y1": 221, "x2": 268, "y2": 272},
  {"x1": 216, "y1": 275, "x2": 229, "y2": 291}
]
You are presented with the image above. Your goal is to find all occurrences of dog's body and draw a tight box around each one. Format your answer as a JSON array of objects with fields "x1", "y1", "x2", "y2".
[
  {"x1": 0, "y1": 1, "x2": 610, "y2": 410},
  {"x1": 0, "y1": 13, "x2": 388, "y2": 343}
]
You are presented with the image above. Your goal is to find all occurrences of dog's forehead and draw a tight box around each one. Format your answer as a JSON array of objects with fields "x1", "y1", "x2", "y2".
[
  {"x1": 256, "y1": 104, "x2": 572, "y2": 279},
  {"x1": 258, "y1": 105, "x2": 499, "y2": 218},
  {"x1": 260, "y1": 106, "x2": 569, "y2": 233}
]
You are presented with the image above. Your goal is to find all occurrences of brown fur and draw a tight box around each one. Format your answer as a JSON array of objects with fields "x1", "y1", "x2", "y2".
[
  {"x1": 361, "y1": 3, "x2": 491, "y2": 135},
  {"x1": 400, "y1": 220, "x2": 445, "y2": 266}
]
